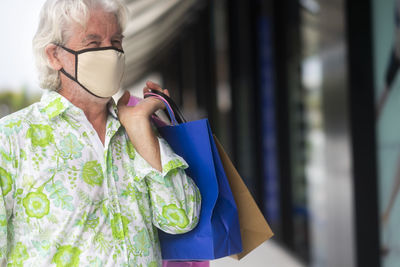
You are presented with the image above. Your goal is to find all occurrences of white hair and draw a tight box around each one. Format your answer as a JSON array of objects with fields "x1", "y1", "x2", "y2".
[{"x1": 32, "y1": 0, "x2": 128, "y2": 91}]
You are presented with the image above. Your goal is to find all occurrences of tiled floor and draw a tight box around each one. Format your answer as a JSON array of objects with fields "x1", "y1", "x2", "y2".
[{"x1": 211, "y1": 240, "x2": 305, "y2": 267}]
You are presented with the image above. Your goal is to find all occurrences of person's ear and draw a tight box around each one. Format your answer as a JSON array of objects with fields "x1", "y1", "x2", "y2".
[{"x1": 45, "y1": 44, "x2": 63, "y2": 71}]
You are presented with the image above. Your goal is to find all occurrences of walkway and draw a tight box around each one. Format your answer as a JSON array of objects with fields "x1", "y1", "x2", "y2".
[{"x1": 211, "y1": 240, "x2": 305, "y2": 267}]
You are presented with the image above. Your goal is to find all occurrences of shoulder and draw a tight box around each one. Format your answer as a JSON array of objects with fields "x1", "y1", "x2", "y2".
[{"x1": 0, "y1": 102, "x2": 42, "y2": 138}]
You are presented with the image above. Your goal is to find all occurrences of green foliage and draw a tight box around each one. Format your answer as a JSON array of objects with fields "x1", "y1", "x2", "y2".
[{"x1": 0, "y1": 89, "x2": 40, "y2": 118}]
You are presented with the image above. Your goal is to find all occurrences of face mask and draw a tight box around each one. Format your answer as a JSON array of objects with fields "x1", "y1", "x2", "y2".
[{"x1": 58, "y1": 45, "x2": 125, "y2": 98}]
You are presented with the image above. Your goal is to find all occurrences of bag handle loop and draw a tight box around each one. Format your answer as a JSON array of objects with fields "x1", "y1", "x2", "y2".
[
  {"x1": 144, "y1": 90, "x2": 187, "y2": 125},
  {"x1": 143, "y1": 92, "x2": 178, "y2": 125}
]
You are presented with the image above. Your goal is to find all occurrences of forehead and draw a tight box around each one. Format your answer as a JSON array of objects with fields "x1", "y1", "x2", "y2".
[{"x1": 66, "y1": 9, "x2": 121, "y2": 42}]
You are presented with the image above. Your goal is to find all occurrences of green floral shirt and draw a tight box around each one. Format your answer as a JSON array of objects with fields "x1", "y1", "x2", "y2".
[{"x1": 0, "y1": 91, "x2": 201, "y2": 266}]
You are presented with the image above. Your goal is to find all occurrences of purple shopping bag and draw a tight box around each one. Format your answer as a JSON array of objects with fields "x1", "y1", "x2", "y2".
[{"x1": 162, "y1": 261, "x2": 210, "y2": 267}]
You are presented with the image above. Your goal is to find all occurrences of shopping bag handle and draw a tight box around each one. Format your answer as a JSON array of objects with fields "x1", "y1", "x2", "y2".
[
  {"x1": 144, "y1": 90, "x2": 187, "y2": 125},
  {"x1": 143, "y1": 92, "x2": 179, "y2": 125}
]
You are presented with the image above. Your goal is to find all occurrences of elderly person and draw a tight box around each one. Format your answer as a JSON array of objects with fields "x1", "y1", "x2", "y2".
[{"x1": 0, "y1": 0, "x2": 201, "y2": 266}]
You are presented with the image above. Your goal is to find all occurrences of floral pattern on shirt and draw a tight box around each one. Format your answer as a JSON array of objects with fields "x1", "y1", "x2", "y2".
[{"x1": 0, "y1": 91, "x2": 201, "y2": 266}]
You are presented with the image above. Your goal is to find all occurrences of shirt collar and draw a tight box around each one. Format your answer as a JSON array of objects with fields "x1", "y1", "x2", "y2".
[
  {"x1": 39, "y1": 91, "x2": 73, "y2": 120},
  {"x1": 107, "y1": 98, "x2": 119, "y2": 120},
  {"x1": 39, "y1": 90, "x2": 119, "y2": 121}
]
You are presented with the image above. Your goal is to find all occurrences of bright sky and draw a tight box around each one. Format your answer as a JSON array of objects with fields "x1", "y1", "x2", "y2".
[{"x1": 0, "y1": 0, "x2": 46, "y2": 94}]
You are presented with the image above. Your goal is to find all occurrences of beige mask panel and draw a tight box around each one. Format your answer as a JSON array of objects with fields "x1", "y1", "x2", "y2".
[{"x1": 77, "y1": 49, "x2": 125, "y2": 97}]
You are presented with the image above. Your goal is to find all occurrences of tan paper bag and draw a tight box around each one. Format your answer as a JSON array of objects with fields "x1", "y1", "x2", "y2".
[{"x1": 213, "y1": 136, "x2": 274, "y2": 260}]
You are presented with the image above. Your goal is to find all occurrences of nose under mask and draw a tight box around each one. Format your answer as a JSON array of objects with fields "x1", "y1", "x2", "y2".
[{"x1": 58, "y1": 45, "x2": 125, "y2": 98}]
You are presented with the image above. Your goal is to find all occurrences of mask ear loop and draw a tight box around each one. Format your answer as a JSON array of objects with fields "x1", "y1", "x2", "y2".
[
  {"x1": 144, "y1": 92, "x2": 178, "y2": 126},
  {"x1": 55, "y1": 44, "x2": 79, "y2": 80}
]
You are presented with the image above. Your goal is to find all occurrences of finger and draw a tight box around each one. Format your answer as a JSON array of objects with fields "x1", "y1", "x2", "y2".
[
  {"x1": 117, "y1": 90, "x2": 130, "y2": 107},
  {"x1": 163, "y1": 89, "x2": 170, "y2": 97},
  {"x1": 143, "y1": 87, "x2": 151, "y2": 94},
  {"x1": 146, "y1": 80, "x2": 162, "y2": 91}
]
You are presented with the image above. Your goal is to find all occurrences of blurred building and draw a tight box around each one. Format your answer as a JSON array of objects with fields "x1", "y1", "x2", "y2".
[
  {"x1": 0, "y1": 0, "x2": 393, "y2": 266},
  {"x1": 121, "y1": 0, "x2": 386, "y2": 267}
]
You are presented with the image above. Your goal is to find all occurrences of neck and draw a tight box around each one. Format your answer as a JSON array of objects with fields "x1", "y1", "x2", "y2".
[{"x1": 58, "y1": 83, "x2": 110, "y2": 144}]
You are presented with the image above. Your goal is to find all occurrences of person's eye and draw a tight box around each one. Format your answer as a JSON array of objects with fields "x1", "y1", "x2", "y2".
[
  {"x1": 87, "y1": 41, "x2": 100, "y2": 47},
  {"x1": 112, "y1": 40, "x2": 122, "y2": 46}
]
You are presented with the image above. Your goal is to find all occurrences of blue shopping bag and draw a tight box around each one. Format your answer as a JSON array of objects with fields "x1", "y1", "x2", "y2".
[{"x1": 142, "y1": 91, "x2": 243, "y2": 260}]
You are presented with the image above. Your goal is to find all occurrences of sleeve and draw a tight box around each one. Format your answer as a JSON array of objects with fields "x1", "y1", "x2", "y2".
[
  {"x1": 133, "y1": 137, "x2": 201, "y2": 234},
  {"x1": 0, "y1": 133, "x2": 17, "y2": 262}
]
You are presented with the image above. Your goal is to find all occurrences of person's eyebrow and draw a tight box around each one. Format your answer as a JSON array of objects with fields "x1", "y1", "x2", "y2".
[{"x1": 81, "y1": 34, "x2": 102, "y2": 44}]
